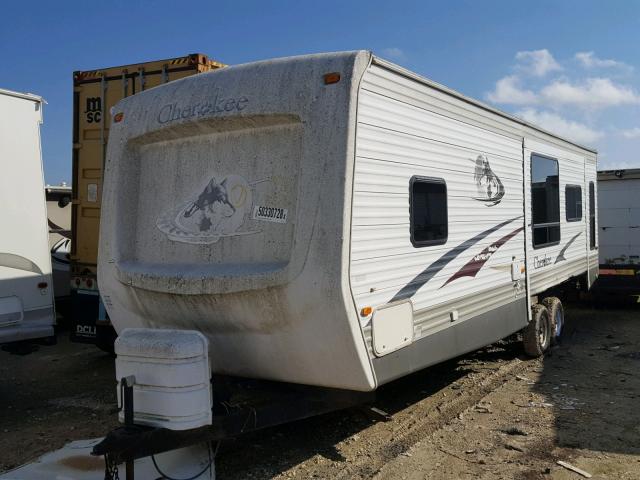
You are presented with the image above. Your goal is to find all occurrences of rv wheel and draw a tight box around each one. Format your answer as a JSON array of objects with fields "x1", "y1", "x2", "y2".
[
  {"x1": 542, "y1": 297, "x2": 564, "y2": 345},
  {"x1": 523, "y1": 304, "x2": 551, "y2": 357}
]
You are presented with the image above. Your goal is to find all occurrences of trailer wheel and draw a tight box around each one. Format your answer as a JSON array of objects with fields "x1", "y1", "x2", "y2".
[
  {"x1": 542, "y1": 297, "x2": 564, "y2": 345},
  {"x1": 523, "y1": 304, "x2": 551, "y2": 357}
]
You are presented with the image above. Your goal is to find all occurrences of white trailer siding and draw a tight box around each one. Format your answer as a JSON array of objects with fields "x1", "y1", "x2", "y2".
[
  {"x1": 523, "y1": 139, "x2": 596, "y2": 295},
  {"x1": 351, "y1": 64, "x2": 527, "y2": 374},
  {"x1": 351, "y1": 60, "x2": 596, "y2": 382},
  {"x1": 587, "y1": 161, "x2": 599, "y2": 283},
  {"x1": 0, "y1": 89, "x2": 55, "y2": 343}
]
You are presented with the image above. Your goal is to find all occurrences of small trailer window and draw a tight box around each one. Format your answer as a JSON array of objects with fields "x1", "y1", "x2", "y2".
[
  {"x1": 589, "y1": 181, "x2": 596, "y2": 249},
  {"x1": 531, "y1": 154, "x2": 560, "y2": 248},
  {"x1": 565, "y1": 185, "x2": 582, "y2": 222},
  {"x1": 410, "y1": 176, "x2": 447, "y2": 247}
]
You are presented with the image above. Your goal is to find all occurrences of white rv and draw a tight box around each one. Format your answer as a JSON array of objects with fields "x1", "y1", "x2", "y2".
[
  {"x1": 0, "y1": 89, "x2": 56, "y2": 344},
  {"x1": 99, "y1": 51, "x2": 598, "y2": 392},
  {"x1": 596, "y1": 169, "x2": 640, "y2": 296}
]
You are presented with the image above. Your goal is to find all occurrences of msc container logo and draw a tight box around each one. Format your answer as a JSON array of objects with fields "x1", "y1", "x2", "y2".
[
  {"x1": 85, "y1": 97, "x2": 102, "y2": 123},
  {"x1": 157, "y1": 92, "x2": 249, "y2": 124}
]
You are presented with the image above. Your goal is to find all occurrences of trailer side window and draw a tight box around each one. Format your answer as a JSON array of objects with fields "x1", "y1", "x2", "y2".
[
  {"x1": 531, "y1": 154, "x2": 560, "y2": 248},
  {"x1": 410, "y1": 177, "x2": 447, "y2": 247},
  {"x1": 589, "y1": 181, "x2": 596, "y2": 249},
  {"x1": 565, "y1": 185, "x2": 582, "y2": 222}
]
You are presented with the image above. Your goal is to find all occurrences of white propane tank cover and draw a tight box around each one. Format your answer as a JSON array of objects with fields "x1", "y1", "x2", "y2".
[{"x1": 115, "y1": 328, "x2": 212, "y2": 430}]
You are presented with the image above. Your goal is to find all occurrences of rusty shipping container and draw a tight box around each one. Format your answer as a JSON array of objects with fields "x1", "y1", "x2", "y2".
[{"x1": 71, "y1": 53, "x2": 225, "y2": 349}]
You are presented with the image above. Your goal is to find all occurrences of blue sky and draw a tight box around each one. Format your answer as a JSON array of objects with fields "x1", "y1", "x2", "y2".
[{"x1": 1, "y1": 0, "x2": 639, "y2": 183}]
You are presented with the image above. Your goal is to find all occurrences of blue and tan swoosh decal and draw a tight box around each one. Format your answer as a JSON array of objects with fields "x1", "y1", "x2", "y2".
[
  {"x1": 389, "y1": 216, "x2": 523, "y2": 302},
  {"x1": 441, "y1": 226, "x2": 524, "y2": 287},
  {"x1": 555, "y1": 232, "x2": 581, "y2": 264}
]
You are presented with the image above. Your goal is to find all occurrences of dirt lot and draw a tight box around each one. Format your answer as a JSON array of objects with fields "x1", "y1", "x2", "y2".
[{"x1": 1, "y1": 305, "x2": 639, "y2": 479}]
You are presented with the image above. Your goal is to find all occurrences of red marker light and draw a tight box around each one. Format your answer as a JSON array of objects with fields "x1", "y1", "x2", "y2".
[
  {"x1": 37, "y1": 282, "x2": 48, "y2": 289},
  {"x1": 114, "y1": 112, "x2": 124, "y2": 123},
  {"x1": 323, "y1": 72, "x2": 341, "y2": 85}
]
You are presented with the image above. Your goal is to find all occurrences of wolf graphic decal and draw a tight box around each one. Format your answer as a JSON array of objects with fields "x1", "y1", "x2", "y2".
[
  {"x1": 473, "y1": 154, "x2": 505, "y2": 206},
  {"x1": 183, "y1": 176, "x2": 236, "y2": 220},
  {"x1": 157, "y1": 174, "x2": 263, "y2": 244}
]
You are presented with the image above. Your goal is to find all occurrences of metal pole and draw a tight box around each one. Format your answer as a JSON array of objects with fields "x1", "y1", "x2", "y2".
[
  {"x1": 122, "y1": 376, "x2": 135, "y2": 480},
  {"x1": 100, "y1": 75, "x2": 107, "y2": 171}
]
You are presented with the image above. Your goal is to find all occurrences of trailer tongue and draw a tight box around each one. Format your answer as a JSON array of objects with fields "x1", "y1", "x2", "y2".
[
  {"x1": 2, "y1": 328, "x2": 372, "y2": 480},
  {"x1": 92, "y1": 327, "x2": 371, "y2": 479}
]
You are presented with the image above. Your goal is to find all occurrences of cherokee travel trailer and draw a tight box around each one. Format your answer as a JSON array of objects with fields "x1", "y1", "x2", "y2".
[
  {"x1": 98, "y1": 51, "x2": 598, "y2": 395},
  {"x1": 0, "y1": 88, "x2": 56, "y2": 345}
]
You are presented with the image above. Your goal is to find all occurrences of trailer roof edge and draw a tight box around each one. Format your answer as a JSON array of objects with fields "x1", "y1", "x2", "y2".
[
  {"x1": 0, "y1": 87, "x2": 44, "y2": 103},
  {"x1": 598, "y1": 168, "x2": 640, "y2": 180}
]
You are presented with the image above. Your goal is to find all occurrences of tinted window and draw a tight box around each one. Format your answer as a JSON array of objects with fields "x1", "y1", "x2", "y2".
[
  {"x1": 589, "y1": 182, "x2": 596, "y2": 249},
  {"x1": 565, "y1": 185, "x2": 582, "y2": 222},
  {"x1": 531, "y1": 154, "x2": 560, "y2": 247},
  {"x1": 410, "y1": 177, "x2": 447, "y2": 247}
]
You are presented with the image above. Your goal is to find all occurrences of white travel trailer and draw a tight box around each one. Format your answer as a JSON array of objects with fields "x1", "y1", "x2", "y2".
[
  {"x1": 0, "y1": 88, "x2": 56, "y2": 344},
  {"x1": 98, "y1": 51, "x2": 598, "y2": 394}
]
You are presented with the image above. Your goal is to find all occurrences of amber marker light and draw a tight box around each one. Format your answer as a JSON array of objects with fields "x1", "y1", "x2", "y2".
[
  {"x1": 324, "y1": 72, "x2": 341, "y2": 85},
  {"x1": 360, "y1": 306, "x2": 373, "y2": 317},
  {"x1": 113, "y1": 112, "x2": 124, "y2": 123}
]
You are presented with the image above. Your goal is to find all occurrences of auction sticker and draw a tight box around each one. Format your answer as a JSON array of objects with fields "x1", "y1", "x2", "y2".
[{"x1": 252, "y1": 205, "x2": 288, "y2": 224}]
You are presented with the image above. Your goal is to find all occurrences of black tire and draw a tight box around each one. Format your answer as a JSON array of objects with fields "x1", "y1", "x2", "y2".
[
  {"x1": 523, "y1": 304, "x2": 552, "y2": 357},
  {"x1": 542, "y1": 297, "x2": 564, "y2": 345}
]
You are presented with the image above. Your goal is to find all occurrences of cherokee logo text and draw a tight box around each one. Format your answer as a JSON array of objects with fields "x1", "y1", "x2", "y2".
[{"x1": 157, "y1": 93, "x2": 249, "y2": 124}]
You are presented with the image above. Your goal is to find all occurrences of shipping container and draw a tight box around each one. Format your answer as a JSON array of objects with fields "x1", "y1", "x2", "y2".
[{"x1": 70, "y1": 53, "x2": 225, "y2": 348}]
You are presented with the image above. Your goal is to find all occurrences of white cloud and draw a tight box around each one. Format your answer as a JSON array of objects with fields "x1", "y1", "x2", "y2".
[
  {"x1": 541, "y1": 77, "x2": 640, "y2": 109},
  {"x1": 515, "y1": 49, "x2": 562, "y2": 77},
  {"x1": 575, "y1": 51, "x2": 632, "y2": 71},
  {"x1": 516, "y1": 108, "x2": 602, "y2": 144},
  {"x1": 620, "y1": 127, "x2": 640, "y2": 139},
  {"x1": 486, "y1": 75, "x2": 538, "y2": 105},
  {"x1": 381, "y1": 47, "x2": 406, "y2": 62}
]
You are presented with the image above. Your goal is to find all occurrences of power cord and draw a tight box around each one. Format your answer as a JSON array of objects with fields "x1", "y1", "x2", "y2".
[{"x1": 152, "y1": 441, "x2": 219, "y2": 480}]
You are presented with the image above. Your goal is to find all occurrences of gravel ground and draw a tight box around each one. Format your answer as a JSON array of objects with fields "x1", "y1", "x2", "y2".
[{"x1": 1, "y1": 305, "x2": 639, "y2": 479}]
